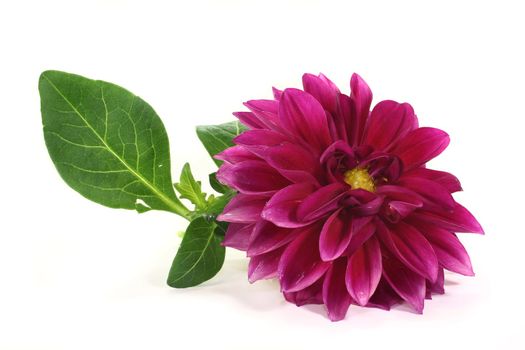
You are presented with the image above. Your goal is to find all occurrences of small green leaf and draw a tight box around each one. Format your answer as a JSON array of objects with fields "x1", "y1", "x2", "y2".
[
  {"x1": 196, "y1": 121, "x2": 247, "y2": 166},
  {"x1": 39, "y1": 70, "x2": 190, "y2": 219},
  {"x1": 209, "y1": 172, "x2": 230, "y2": 194},
  {"x1": 167, "y1": 217, "x2": 225, "y2": 288},
  {"x1": 174, "y1": 163, "x2": 207, "y2": 210},
  {"x1": 207, "y1": 191, "x2": 235, "y2": 216}
]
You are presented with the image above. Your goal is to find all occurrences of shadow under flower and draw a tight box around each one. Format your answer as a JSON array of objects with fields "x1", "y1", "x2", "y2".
[{"x1": 208, "y1": 258, "x2": 285, "y2": 312}]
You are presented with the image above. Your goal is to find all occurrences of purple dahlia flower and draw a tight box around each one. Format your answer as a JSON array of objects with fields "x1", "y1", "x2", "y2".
[{"x1": 216, "y1": 73, "x2": 483, "y2": 321}]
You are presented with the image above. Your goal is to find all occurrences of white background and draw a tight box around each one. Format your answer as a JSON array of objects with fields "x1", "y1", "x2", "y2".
[{"x1": 0, "y1": 0, "x2": 523, "y2": 349}]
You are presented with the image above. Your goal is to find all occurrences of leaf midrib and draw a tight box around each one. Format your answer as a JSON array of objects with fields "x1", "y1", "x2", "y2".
[{"x1": 42, "y1": 74, "x2": 186, "y2": 216}]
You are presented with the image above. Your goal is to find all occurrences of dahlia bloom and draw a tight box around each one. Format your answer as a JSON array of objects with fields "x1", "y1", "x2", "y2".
[{"x1": 216, "y1": 73, "x2": 483, "y2": 321}]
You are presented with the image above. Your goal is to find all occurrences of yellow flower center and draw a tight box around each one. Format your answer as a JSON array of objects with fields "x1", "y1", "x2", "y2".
[{"x1": 343, "y1": 168, "x2": 375, "y2": 192}]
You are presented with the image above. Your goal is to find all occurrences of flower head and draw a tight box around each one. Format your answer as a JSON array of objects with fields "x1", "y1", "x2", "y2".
[{"x1": 216, "y1": 73, "x2": 483, "y2": 321}]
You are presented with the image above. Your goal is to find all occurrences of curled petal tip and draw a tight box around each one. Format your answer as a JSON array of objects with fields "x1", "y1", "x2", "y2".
[
  {"x1": 272, "y1": 87, "x2": 282, "y2": 100},
  {"x1": 327, "y1": 313, "x2": 346, "y2": 322},
  {"x1": 477, "y1": 224, "x2": 485, "y2": 235},
  {"x1": 463, "y1": 269, "x2": 475, "y2": 277},
  {"x1": 301, "y1": 72, "x2": 315, "y2": 80},
  {"x1": 351, "y1": 72, "x2": 363, "y2": 82}
]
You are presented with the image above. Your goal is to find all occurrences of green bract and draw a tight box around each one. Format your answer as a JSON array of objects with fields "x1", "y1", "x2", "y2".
[
  {"x1": 197, "y1": 121, "x2": 246, "y2": 166},
  {"x1": 39, "y1": 70, "x2": 243, "y2": 288},
  {"x1": 175, "y1": 163, "x2": 208, "y2": 211}
]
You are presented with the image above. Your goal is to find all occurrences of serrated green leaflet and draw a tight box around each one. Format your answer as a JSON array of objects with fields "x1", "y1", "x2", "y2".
[
  {"x1": 167, "y1": 216, "x2": 225, "y2": 288},
  {"x1": 196, "y1": 121, "x2": 247, "y2": 166},
  {"x1": 175, "y1": 163, "x2": 207, "y2": 210},
  {"x1": 39, "y1": 70, "x2": 190, "y2": 218}
]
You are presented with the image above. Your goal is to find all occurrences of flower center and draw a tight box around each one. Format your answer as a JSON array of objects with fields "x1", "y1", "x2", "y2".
[{"x1": 343, "y1": 167, "x2": 375, "y2": 192}]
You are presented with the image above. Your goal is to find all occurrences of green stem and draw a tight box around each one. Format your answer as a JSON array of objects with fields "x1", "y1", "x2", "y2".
[{"x1": 169, "y1": 198, "x2": 192, "y2": 221}]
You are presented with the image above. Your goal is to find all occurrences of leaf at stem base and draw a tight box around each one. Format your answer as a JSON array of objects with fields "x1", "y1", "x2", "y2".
[{"x1": 167, "y1": 217, "x2": 225, "y2": 288}]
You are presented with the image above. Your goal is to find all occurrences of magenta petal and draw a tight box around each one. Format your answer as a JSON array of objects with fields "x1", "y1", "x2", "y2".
[
  {"x1": 245, "y1": 99, "x2": 279, "y2": 115},
  {"x1": 363, "y1": 100, "x2": 417, "y2": 151},
  {"x1": 248, "y1": 246, "x2": 284, "y2": 283},
  {"x1": 319, "y1": 140, "x2": 357, "y2": 182},
  {"x1": 319, "y1": 209, "x2": 353, "y2": 261},
  {"x1": 263, "y1": 142, "x2": 320, "y2": 184},
  {"x1": 397, "y1": 177, "x2": 455, "y2": 210},
  {"x1": 272, "y1": 87, "x2": 283, "y2": 100},
  {"x1": 222, "y1": 223, "x2": 256, "y2": 251},
  {"x1": 412, "y1": 202, "x2": 484, "y2": 234},
  {"x1": 382, "y1": 253, "x2": 426, "y2": 313},
  {"x1": 320, "y1": 140, "x2": 356, "y2": 164},
  {"x1": 279, "y1": 88, "x2": 332, "y2": 152},
  {"x1": 346, "y1": 218, "x2": 376, "y2": 256},
  {"x1": 296, "y1": 183, "x2": 348, "y2": 222},
  {"x1": 403, "y1": 168, "x2": 462, "y2": 193},
  {"x1": 431, "y1": 268, "x2": 445, "y2": 294},
  {"x1": 215, "y1": 145, "x2": 259, "y2": 164},
  {"x1": 425, "y1": 287, "x2": 432, "y2": 300},
  {"x1": 335, "y1": 93, "x2": 351, "y2": 142},
  {"x1": 376, "y1": 184, "x2": 423, "y2": 204},
  {"x1": 261, "y1": 183, "x2": 317, "y2": 228},
  {"x1": 244, "y1": 99, "x2": 280, "y2": 130},
  {"x1": 346, "y1": 236, "x2": 382, "y2": 306},
  {"x1": 247, "y1": 220, "x2": 300, "y2": 257},
  {"x1": 345, "y1": 189, "x2": 384, "y2": 216},
  {"x1": 233, "y1": 111, "x2": 266, "y2": 129},
  {"x1": 377, "y1": 221, "x2": 439, "y2": 282},
  {"x1": 322, "y1": 259, "x2": 352, "y2": 321},
  {"x1": 365, "y1": 278, "x2": 402, "y2": 310},
  {"x1": 387, "y1": 200, "x2": 421, "y2": 219},
  {"x1": 349, "y1": 73, "x2": 373, "y2": 146},
  {"x1": 319, "y1": 73, "x2": 340, "y2": 92},
  {"x1": 284, "y1": 278, "x2": 324, "y2": 306},
  {"x1": 376, "y1": 185, "x2": 423, "y2": 219},
  {"x1": 265, "y1": 142, "x2": 317, "y2": 171},
  {"x1": 302, "y1": 73, "x2": 339, "y2": 114},
  {"x1": 217, "y1": 194, "x2": 266, "y2": 223},
  {"x1": 426, "y1": 267, "x2": 445, "y2": 299},
  {"x1": 412, "y1": 220, "x2": 474, "y2": 276},
  {"x1": 278, "y1": 225, "x2": 331, "y2": 292},
  {"x1": 216, "y1": 160, "x2": 290, "y2": 195},
  {"x1": 393, "y1": 127, "x2": 450, "y2": 170},
  {"x1": 234, "y1": 129, "x2": 288, "y2": 157},
  {"x1": 234, "y1": 129, "x2": 288, "y2": 146}
]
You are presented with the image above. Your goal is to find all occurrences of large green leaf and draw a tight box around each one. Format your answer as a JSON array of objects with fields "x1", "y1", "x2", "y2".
[
  {"x1": 174, "y1": 163, "x2": 207, "y2": 210},
  {"x1": 196, "y1": 121, "x2": 247, "y2": 166},
  {"x1": 167, "y1": 216, "x2": 225, "y2": 288},
  {"x1": 39, "y1": 70, "x2": 189, "y2": 218}
]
